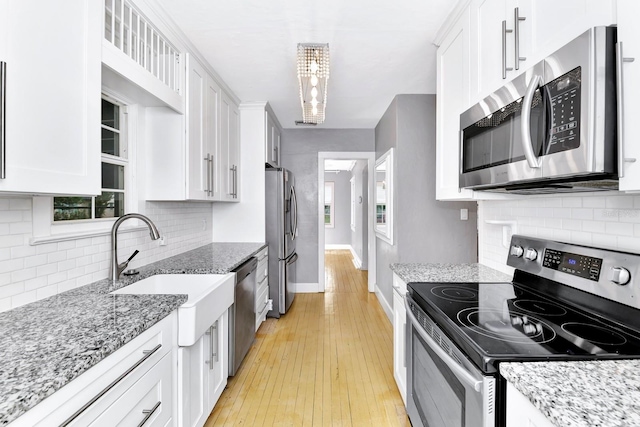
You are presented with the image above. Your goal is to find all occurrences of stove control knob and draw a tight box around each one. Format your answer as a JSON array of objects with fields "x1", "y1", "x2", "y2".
[
  {"x1": 610, "y1": 267, "x2": 631, "y2": 286},
  {"x1": 524, "y1": 248, "x2": 538, "y2": 261},
  {"x1": 510, "y1": 245, "x2": 524, "y2": 257}
]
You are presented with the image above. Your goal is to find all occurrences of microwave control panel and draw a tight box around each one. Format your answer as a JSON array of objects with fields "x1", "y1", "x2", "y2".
[{"x1": 546, "y1": 66, "x2": 581, "y2": 153}]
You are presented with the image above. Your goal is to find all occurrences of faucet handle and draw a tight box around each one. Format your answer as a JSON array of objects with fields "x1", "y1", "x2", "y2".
[{"x1": 126, "y1": 250, "x2": 140, "y2": 263}]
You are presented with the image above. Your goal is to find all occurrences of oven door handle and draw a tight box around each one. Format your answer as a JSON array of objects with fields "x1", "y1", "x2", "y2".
[{"x1": 405, "y1": 295, "x2": 483, "y2": 393}]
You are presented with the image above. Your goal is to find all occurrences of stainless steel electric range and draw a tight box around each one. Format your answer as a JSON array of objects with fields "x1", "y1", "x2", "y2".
[{"x1": 405, "y1": 235, "x2": 640, "y2": 427}]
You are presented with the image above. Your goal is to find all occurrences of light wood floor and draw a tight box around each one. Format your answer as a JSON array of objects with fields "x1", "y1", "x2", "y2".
[{"x1": 205, "y1": 250, "x2": 410, "y2": 426}]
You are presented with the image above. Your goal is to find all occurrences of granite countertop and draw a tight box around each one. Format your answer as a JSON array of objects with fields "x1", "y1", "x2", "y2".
[
  {"x1": 390, "y1": 262, "x2": 512, "y2": 284},
  {"x1": 501, "y1": 360, "x2": 640, "y2": 427},
  {"x1": 0, "y1": 241, "x2": 265, "y2": 426}
]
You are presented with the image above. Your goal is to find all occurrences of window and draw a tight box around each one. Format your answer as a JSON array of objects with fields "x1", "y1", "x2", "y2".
[
  {"x1": 324, "y1": 181, "x2": 334, "y2": 228},
  {"x1": 53, "y1": 97, "x2": 127, "y2": 222}
]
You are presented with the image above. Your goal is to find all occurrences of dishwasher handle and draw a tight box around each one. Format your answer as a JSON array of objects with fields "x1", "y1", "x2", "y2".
[{"x1": 233, "y1": 257, "x2": 258, "y2": 282}]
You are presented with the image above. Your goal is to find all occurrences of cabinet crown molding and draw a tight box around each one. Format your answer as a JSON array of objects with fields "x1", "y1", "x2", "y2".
[{"x1": 433, "y1": 0, "x2": 473, "y2": 47}]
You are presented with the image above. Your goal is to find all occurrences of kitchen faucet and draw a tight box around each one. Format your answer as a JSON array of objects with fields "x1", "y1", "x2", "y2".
[{"x1": 110, "y1": 213, "x2": 161, "y2": 282}]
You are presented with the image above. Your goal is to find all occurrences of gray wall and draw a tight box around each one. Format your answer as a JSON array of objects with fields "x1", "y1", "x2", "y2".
[
  {"x1": 281, "y1": 129, "x2": 375, "y2": 284},
  {"x1": 351, "y1": 160, "x2": 368, "y2": 268},
  {"x1": 375, "y1": 95, "x2": 478, "y2": 306},
  {"x1": 324, "y1": 171, "x2": 351, "y2": 246}
]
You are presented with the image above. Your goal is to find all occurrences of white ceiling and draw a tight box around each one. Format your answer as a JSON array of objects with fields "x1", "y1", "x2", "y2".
[{"x1": 155, "y1": 0, "x2": 455, "y2": 129}]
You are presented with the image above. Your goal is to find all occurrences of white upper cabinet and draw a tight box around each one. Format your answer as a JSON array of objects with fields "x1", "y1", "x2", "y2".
[
  {"x1": 471, "y1": 0, "x2": 615, "y2": 102},
  {"x1": 219, "y1": 92, "x2": 240, "y2": 202},
  {"x1": 265, "y1": 110, "x2": 281, "y2": 168},
  {"x1": 617, "y1": 0, "x2": 640, "y2": 192},
  {"x1": 146, "y1": 54, "x2": 240, "y2": 202},
  {"x1": 0, "y1": 0, "x2": 101, "y2": 196},
  {"x1": 435, "y1": 7, "x2": 475, "y2": 200}
]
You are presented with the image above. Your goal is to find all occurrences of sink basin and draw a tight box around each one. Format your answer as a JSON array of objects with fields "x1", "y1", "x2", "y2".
[{"x1": 112, "y1": 274, "x2": 235, "y2": 346}]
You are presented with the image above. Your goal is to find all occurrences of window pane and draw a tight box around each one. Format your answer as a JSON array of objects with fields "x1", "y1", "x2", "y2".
[
  {"x1": 101, "y1": 128, "x2": 120, "y2": 156},
  {"x1": 95, "y1": 192, "x2": 125, "y2": 218},
  {"x1": 102, "y1": 99, "x2": 119, "y2": 129},
  {"x1": 102, "y1": 163, "x2": 125, "y2": 190},
  {"x1": 53, "y1": 197, "x2": 92, "y2": 221}
]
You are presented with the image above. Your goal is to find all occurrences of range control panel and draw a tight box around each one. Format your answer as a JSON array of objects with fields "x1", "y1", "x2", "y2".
[{"x1": 543, "y1": 248, "x2": 602, "y2": 281}]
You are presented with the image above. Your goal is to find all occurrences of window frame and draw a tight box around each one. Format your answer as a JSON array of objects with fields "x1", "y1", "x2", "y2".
[
  {"x1": 324, "y1": 181, "x2": 335, "y2": 229},
  {"x1": 32, "y1": 91, "x2": 141, "y2": 241},
  {"x1": 350, "y1": 176, "x2": 356, "y2": 232}
]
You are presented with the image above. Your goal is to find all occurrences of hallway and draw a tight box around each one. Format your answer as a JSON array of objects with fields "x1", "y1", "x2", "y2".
[{"x1": 206, "y1": 250, "x2": 409, "y2": 426}]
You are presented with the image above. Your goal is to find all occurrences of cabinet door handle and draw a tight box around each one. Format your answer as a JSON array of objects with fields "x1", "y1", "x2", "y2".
[
  {"x1": 60, "y1": 344, "x2": 162, "y2": 426},
  {"x1": 273, "y1": 145, "x2": 278, "y2": 163},
  {"x1": 502, "y1": 20, "x2": 513, "y2": 79},
  {"x1": 211, "y1": 321, "x2": 218, "y2": 367},
  {"x1": 1, "y1": 61, "x2": 5, "y2": 179},
  {"x1": 209, "y1": 154, "x2": 215, "y2": 196},
  {"x1": 137, "y1": 401, "x2": 161, "y2": 427},
  {"x1": 204, "y1": 154, "x2": 212, "y2": 195},
  {"x1": 514, "y1": 8, "x2": 526, "y2": 70},
  {"x1": 616, "y1": 41, "x2": 637, "y2": 179}
]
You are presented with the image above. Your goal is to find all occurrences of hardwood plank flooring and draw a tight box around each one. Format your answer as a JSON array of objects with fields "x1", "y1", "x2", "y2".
[{"x1": 205, "y1": 249, "x2": 410, "y2": 426}]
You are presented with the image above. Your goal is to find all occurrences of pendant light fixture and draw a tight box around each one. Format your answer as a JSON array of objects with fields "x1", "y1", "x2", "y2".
[{"x1": 297, "y1": 43, "x2": 330, "y2": 124}]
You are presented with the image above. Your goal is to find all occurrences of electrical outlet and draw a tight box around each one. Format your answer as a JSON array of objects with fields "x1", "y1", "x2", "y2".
[
  {"x1": 159, "y1": 236, "x2": 167, "y2": 246},
  {"x1": 460, "y1": 209, "x2": 469, "y2": 221}
]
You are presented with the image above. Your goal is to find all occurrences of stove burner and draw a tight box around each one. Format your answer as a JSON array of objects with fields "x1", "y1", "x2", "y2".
[
  {"x1": 457, "y1": 308, "x2": 556, "y2": 344},
  {"x1": 430, "y1": 286, "x2": 478, "y2": 302},
  {"x1": 561, "y1": 322, "x2": 628, "y2": 346},
  {"x1": 513, "y1": 299, "x2": 568, "y2": 316}
]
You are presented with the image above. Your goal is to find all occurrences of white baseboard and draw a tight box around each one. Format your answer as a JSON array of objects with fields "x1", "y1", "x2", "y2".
[
  {"x1": 349, "y1": 247, "x2": 362, "y2": 270},
  {"x1": 375, "y1": 285, "x2": 393, "y2": 323},
  {"x1": 325, "y1": 244, "x2": 351, "y2": 250},
  {"x1": 292, "y1": 282, "x2": 320, "y2": 293}
]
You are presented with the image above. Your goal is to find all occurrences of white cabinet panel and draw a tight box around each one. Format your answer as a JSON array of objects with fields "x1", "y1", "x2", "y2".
[
  {"x1": 617, "y1": 0, "x2": 640, "y2": 192},
  {"x1": 436, "y1": 7, "x2": 475, "y2": 201},
  {"x1": 265, "y1": 110, "x2": 281, "y2": 168},
  {"x1": 506, "y1": 382, "x2": 554, "y2": 427},
  {"x1": 392, "y1": 273, "x2": 407, "y2": 405},
  {"x1": 219, "y1": 92, "x2": 240, "y2": 202},
  {"x1": 178, "y1": 311, "x2": 228, "y2": 427},
  {"x1": 0, "y1": 0, "x2": 101, "y2": 195}
]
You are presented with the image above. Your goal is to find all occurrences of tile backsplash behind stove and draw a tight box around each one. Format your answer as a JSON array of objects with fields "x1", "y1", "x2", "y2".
[
  {"x1": 0, "y1": 196, "x2": 213, "y2": 312},
  {"x1": 479, "y1": 194, "x2": 640, "y2": 275}
]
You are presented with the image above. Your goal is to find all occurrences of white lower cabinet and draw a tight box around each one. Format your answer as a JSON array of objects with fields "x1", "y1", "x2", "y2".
[
  {"x1": 392, "y1": 273, "x2": 408, "y2": 405},
  {"x1": 506, "y1": 382, "x2": 554, "y2": 427},
  {"x1": 178, "y1": 311, "x2": 228, "y2": 427},
  {"x1": 9, "y1": 313, "x2": 177, "y2": 427},
  {"x1": 255, "y1": 247, "x2": 269, "y2": 331}
]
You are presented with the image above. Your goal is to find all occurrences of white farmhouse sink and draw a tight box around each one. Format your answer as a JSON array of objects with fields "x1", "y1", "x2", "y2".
[{"x1": 112, "y1": 274, "x2": 235, "y2": 346}]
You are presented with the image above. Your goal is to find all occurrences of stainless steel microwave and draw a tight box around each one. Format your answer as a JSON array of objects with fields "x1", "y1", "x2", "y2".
[{"x1": 459, "y1": 27, "x2": 618, "y2": 194}]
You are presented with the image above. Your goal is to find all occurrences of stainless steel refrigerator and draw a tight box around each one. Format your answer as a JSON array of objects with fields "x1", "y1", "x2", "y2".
[{"x1": 265, "y1": 168, "x2": 298, "y2": 318}]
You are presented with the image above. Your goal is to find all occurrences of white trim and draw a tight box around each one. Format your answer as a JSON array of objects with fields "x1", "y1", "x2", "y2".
[
  {"x1": 29, "y1": 225, "x2": 149, "y2": 246},
  {"x1": 325, "y1": 244, "x2": 351, "y2": 250},
  {"x1": 349, "y1": 246, "x2": 363, "y2": 270},
  {"x1": 318, "y1": 152, "x2": 376, "y2": 294},
  {"x1": 433, "y1": 0, "x2": 473, "y2": 47},
  {"x1": 375, "y1": 284, "x2": 393, "y2": 323},
  {"x1": 292, "y1": 283, "x2": 320, "y2": 293}
]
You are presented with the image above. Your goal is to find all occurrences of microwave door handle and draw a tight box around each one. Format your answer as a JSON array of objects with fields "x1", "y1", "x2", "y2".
[
  {"x1": 404, "y1": 295, "x2": 483, "y2": 393},
  {"x1": 521, "y1": 74, "x2": 542, "y2": 169},
  {"x1": 616, "y1": 42, "x2": 637, "y2": 178}
]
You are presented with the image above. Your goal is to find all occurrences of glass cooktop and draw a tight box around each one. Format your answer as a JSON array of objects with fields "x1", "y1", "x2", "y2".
[{"x1": 408, "y1": 281, "x2": 640, "y2": 371}]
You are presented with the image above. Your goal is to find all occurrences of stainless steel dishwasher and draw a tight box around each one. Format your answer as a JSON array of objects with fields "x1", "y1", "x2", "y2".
[{"x1": 228, "y1": 257, "x2": 258, "y2": 376}]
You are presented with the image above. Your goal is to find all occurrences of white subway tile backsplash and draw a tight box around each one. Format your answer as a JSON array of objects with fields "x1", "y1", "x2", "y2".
[
  {"x1": 0, "y1": 197, "x2": 214, "y2": 311},
  {"x1": 479, "y1": 194, "x2": 640, "y2": 274}
]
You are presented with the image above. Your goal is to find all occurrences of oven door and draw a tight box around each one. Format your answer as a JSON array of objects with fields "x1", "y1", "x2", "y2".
[{"x1": 405, "y1": 295, "x2": 495, "y2": 427}]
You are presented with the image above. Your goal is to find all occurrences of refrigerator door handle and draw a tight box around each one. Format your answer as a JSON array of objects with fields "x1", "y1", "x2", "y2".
[
  {"x1": 286, "y1": 253, "x2": 298, "y2": 265},
  {"x1": 290, "y1": 186, "x2": 298, "y2": 240}
]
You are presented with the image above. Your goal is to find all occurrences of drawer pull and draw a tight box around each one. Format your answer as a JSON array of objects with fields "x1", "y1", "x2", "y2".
[
  {"x1": 138, "y1": 401, "x2": 161, "y2": 427},
  {"x1": 60, "y1": 344, "x2": 162, "y2": 426}
]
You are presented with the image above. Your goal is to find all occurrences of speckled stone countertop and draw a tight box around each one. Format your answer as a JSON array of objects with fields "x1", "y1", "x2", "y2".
[
  {"x1": 501, "y1": 360, "x2": 640, "y2": 426},
  {"x1": 0, "y1": 241, "x2": 265, "y2": 426},
  {"x1": 389, "y1": 263, "x2": 512, "y2": 284}
]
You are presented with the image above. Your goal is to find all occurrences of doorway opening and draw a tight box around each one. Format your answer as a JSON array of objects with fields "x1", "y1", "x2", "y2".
[{"x1": 318, "y1": 152, "x2": 376, "y2": 293}]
